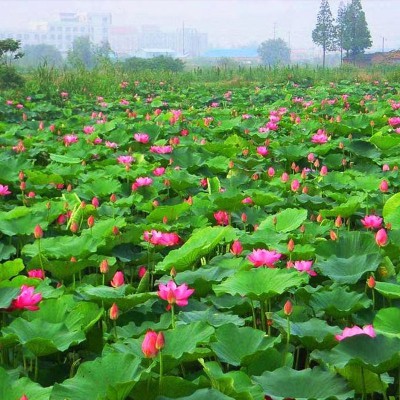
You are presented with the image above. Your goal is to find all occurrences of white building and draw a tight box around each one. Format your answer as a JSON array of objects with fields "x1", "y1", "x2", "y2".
[{"x1": 0, "y1": 12, "x2": 112, "y2": 56}]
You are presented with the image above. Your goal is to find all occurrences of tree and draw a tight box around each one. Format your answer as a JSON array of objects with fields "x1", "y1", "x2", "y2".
[
  {"x1": 67, "y1": 36, "x2": 97, "y2": 69},
  {"x1": 342, "y1": 0, "x2": 372, "y2": 58},
  {"x1": 0, "y1": 39, "x2": 24, "y2": 89},
  {"x1": 0, "y1": 38, "x2": 23, "y2": 66},
  {"x1": 312, "y1": 0, "x2": 336, "y2": 68},
  {"x1": 19, "y1": 44, "x2": 63, "y2": 68},
  {"x1": 336, "y1": 1, "x2": 347, "y2": 64},
  {"x1": 257, "y1": 39, "x2": 290, "y2": 66}
]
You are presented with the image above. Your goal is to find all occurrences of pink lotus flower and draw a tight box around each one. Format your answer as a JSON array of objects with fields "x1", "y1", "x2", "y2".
[
  {"x1": 335, "y1": 325, "x2": 376, "y2": 341},
  {"x1": 63, "y1": 134, "x2": 78, "y2": 146},
  {"x1": 144, "y1": 230, "x2": 180, "y2": 246},
  {"x1": 388, "y1": 117, "x2": 400, "y2": 127},
  {"x1": 293, "y1": 260, "x2": 317, "y2": 276},
  {"x1": 230, "y1": 240, "x2": 243, "y2": 256},
  {"x1": 267, "y1": 167, "x2": 275, "y2": 177},
  {"x1": 132, "y1": 177, "x2": 153, "y2": 191},
  {"x1": 138, "y1": 266, "x2": 147, "y2": 278},
  {"x1": 153, "y1": 167, "x2": 166, "y2": 176},
  {"x1": 105, "y1": 141, "x2": 118, "y2": 148},
  {"x1": 134, "y1": 133, "x2": 150, "y2": 143},
  {"x1": 10, "y1": 285, "x2": 42, "y2": 311},
  {"x1": 375, "y1": 228, "x2": 388, "y2": 247},
  {"x1": 0, "y1": 184, "x2": 11, "y2": 196},
  {"x1": 158, "y1": 280, "x2": 194, "y2": 307},
  {"x1": 142, "y1": 330, "x2": 164, "y2": 358},
  {"x1": 291, "y1": 179, "x2": 300, "y2": 192},
  {"x1": 257, "y1": 146, "x2": 269, "y2": 156},
  {"x1": 27, "y1": 269, "x2": 45, "y2": 280},
  {"x1": 150, "y1": 145, "x2": 173, "y2": 154},
  {"x1": 248, "y1": 249, "x2": 282, "y2": 268},
  {"x1": 379, "y1": 180, "x2": 389, "y2": 192},
  {"x1": 311, "y1": 130, "x2": 328, "y2": 144},
  {"x1": 117, "y1": 155, "x2": 134, "y2": 165},
  {"x1": 83, "y1": 126, "x2": 95, "y2": 134},
  {"x1": 242, "y1": 197, "x2": 253, "y2": 204},
  {"x1": 214, "y1": 210, "x2": 229, "y2": 226},
  {"x1": 361, "y1": 215, "x2": 383, "y2": 229},
  {"x1": 111, "y1": 271, "x2": 125, "y2": 287}
]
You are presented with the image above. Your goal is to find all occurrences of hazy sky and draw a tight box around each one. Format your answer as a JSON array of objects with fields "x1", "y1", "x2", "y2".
[{"x1": 0, "y1": 0, "x2": 399, "y2": 51}]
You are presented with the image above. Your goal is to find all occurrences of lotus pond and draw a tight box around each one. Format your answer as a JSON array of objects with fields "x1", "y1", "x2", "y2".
[{"x1": 1, "y1": 77, "x2": 400, "y2": 400}]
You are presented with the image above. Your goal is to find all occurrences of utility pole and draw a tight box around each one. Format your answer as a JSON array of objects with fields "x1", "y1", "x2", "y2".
[
  {"x1": 382, "y1": 37, "x2": 385, "y2": 53},
  {"x1": 273, "y1": 22, "x2": 276, "y2": 40}
]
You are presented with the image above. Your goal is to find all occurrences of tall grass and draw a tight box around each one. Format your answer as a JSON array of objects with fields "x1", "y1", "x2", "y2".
[{"x1": 16, "y1": 62, "x2": 400, "y2": 99}]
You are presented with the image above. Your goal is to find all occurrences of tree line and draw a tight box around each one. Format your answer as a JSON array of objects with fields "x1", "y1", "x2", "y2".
[{"x1": 312, "y1": 0, "x2": 372, "y2": 67}]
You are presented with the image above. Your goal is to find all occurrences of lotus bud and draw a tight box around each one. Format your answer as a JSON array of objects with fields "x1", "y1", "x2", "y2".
[{"x1": 283, "y1": 300, "x2": 293, "y2": 316}]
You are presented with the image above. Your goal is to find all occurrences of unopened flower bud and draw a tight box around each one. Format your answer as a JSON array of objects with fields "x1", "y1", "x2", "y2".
[{"x1": 284, "y1": 300, "x2": 293, "y2": 316}]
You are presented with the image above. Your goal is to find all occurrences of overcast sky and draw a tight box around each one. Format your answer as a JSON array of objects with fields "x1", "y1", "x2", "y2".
[{"x1": 0, "y1": 0, "x2": 399, "y2": 50}]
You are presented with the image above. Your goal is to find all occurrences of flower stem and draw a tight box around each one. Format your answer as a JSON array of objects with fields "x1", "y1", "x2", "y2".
[
  {"x1": 260, "y1": 301, "x2": 266, "y2": 333},
  {"x1": 171, "y1": 304, "x2": 176, "y2": 329},
  {"x1": 159, "y1": 351, "x2": 163, "y2": 391},
  {"x1": 37, "y1": 239, "x2": 44, "y2": 273}
]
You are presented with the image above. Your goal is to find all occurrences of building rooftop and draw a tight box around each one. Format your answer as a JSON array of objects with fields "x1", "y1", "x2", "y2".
[{"x1": 203, "y1": 48, "x2": 259, "y2": 58}]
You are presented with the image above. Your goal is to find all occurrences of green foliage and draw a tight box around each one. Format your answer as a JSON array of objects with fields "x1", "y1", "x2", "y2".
[
  {"x1": 0, "y1": 38, "x2": 23, "y2": 65},
  {"x1": 257, "y1": 38, "x2": 291, "y2": 66},
  {"x1": 123, "y1": 55, "x2": 185, "y2": 72},
  {"x1": 341, "y1": 0, "x2": 372, "y2": 57},
  {"x1": 312, "y1": 0, "x2": 337, "y2": 67},
  {"x1": 19, "y1": 44, "x2": 63, "y2": 68}
]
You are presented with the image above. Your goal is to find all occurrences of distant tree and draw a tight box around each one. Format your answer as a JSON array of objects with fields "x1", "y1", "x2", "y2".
[
  {"x1": 342, "y1": 0, "x2": 372, "y2": 58},
  {"x1": 0, "y1": 38, "x2": 23, "y2": 66},
  {"x1": 123, "y1": 56, "x2": 184, "y2": 72},
  {"x1": 257, "y1": 39, "x2": 290, "y2": 66},
  {"x1": 336, "y1": 1, "x2": 347, "y2": 64},
  {"x1": 67, "y1": 36, "x2": 96, "y2": 69},
  {"x1": 0, "y1": 38, "x2": 24, "y2": 89},
  {"x1": 19, "y1": 44, "x2": 63, "y2": 68},
  {"x1": 312, "y1": 0, "x2": 337, "y2": 68}
]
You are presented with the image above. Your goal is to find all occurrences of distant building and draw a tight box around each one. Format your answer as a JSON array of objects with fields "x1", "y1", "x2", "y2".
[
  {"x1": 0, "y1": 12, "x2": 112, "y2": 55},
  {"x1": 135, "y1": 48, "x2": 177, "y2": 59},
  {"x1": 109, "y1": 26, "x2": 138, "y2": 57},
  {"x1": 203, "y1": 48, "x2": 260, "y2": 64},
  {"x1": 344, "y1": 50, "x2": 400, "y2": 66},
  {"x1": 136, "y1": 25, "x2": 208, "y2": 58}
]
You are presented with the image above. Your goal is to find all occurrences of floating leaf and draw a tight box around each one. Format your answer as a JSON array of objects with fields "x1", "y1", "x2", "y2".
[
  {"x1": 253, "y1": 367, "x2": 353, "y2": 400},
  {"x1": 213, "y1": 268, "x2": 308, "y2": 301},
  {"x1": 51, "y1": 353, "x2": 143, "y2": 400},
  {"x1": 210, "y1": 324, "x2": 280, "y2": 366}
]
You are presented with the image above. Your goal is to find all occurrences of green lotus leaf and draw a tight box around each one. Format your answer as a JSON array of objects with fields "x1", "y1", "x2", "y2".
[
  {"x1": 156, "y1": 226, "x2": 234, "y2": 272},
  {"x1": 315, "y1": 232, "x2": 382, "y2": 284},
  {"x1": 253, "y1": 366, "x2": 354, "y2": 400},
  {"x1": 3, "y1": 318, "x2": 85, "y2": 356},
  {"x1": 147, "y1": 202, "x2": 191, "y2": 223},
  {"x1": 162, "y1": 321, "x2": 215, "y2": 359},
  {"x1": 374, "y1": 307, "x2": 400, "y2": 337},
  {"x1": 0, "y1": 367, "x2": 51, "y2": 400},
  {"x1": 200, "y1": 360, "x2": 263, "y2": 400},
  {"x1": 76, "y1": 284, "x2": 156, "y2": 310},
  {"x1": 49, "y1": 153, "x2": 82, "y2": 163},
  {"x1": 179, "y1": 308, "x2": 245, "y2": 328},
  {"x1": 0, "y1": 287, "x2": 20, "y2": 309},
  {"x1": 158, "y1": 388, "x2": 236, "y2": 400},
  {"x1": 309, "y1": 286, "x2": 372, "y2": 318},
  {"x1": 0, "y1": 258, "x2": 24, "y2": 281},
  {"x1": 311, "y1": 335, "x2": 400, "y2": 374},
  {"x1": 50, "y1": 353, "x2": 143, "y2": 400},
  {"x1": 213, "y1": 268, "x2": 308, "y2": 301},
  {"x1": 374, "y1": 281, "x2": 400, "y2": 299},
  {"x1": 210, "y1": 323, "x2": 280, "y2": 367},
  {"x1": 0, "y1": 242, "x2": 16, "y2": 261},
  {"x1": 273, "y1": 315, "x2": 340, "y2": 349}
]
